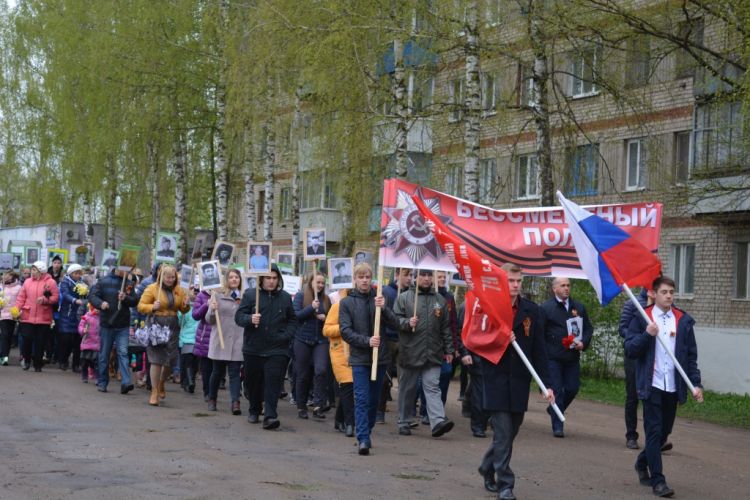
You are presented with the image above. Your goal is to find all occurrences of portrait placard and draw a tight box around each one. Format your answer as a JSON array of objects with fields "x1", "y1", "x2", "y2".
[
  {"x1": 155, "y1": 232, "x2": 179, "y2": 263},
  {"x1": 117, "y1": 245, "x2": 141, "y2": 271},
  {"x1": 247, "y1": 241, "x2": 272, "y2": 275},
  {"x1": 211, "y1": 241, "x2": 235, "y2": 267},
  {"x1": 303, "y1": 228, "x2": 326, "y2": 261},
  {"x1": 198, "y1": 260, "x2": 223, "y2": 290},
  {"x1": 328, "y1": 258, "x2": 353, "y2": 290}
]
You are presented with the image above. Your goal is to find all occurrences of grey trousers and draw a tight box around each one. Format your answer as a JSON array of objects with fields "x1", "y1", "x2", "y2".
[
  {"x1": 397, "y1": 364, "x2": 445, "y2": 430},
  {"x1": 480, "y1": 411, "x2": 525, "y2": 492}
]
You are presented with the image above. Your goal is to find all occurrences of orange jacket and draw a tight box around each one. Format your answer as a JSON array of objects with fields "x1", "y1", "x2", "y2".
[
  {"x1": 322, "y1": 299, "x2": 352, "y2": 384},
  {"x1": 137, "y1": 283, "x2": 190, "y2": 317}
]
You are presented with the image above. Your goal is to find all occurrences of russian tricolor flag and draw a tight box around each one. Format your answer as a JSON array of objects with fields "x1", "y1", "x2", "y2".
[{"x1": 557, "y1": 192, "x2": 662, "y2": 305}]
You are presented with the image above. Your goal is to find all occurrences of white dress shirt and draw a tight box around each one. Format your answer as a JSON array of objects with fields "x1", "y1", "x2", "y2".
[{"x1": 651, "y1": 307, "x2": 677, "y2": 393}]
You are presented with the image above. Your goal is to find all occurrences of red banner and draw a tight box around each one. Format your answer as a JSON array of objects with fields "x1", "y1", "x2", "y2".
[
  {"x1": 379, "y1": 179, "x2": 662, "y2": 277},
  {"x1": 412, "y1": 196, "x2": 513, "y2": 363}
]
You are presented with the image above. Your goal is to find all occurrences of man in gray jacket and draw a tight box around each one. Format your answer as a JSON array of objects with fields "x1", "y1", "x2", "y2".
[{"x1": 394, "y1": 269, "x2": 455, "y2": 438}]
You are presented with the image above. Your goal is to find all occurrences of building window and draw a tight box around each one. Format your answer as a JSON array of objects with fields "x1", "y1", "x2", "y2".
[
  {"x1": 411, "y1": 73, "x2": 434, "y2": 113},
  {"x1": 736, "y1": 242, "x2": 750, "y2": 299},
  {"x1": 675, "y1": 18, "x2": 703, "y2": 79},
  {"x1": 625, "y1": 37, "x2": 650, "y2": 88},
  {"x1": 674, "y1": 131, "x2": 691, "y2": 182},
  {"x1": 570, "y1": 44, "x2": 602, "y2": 98},
  {"x1": 279, "y1": 187, "x2": 291, "y2": 221},
  {"x1": 516, "y1": 154, "x2": 539, "y2": 200},
  {"x1": 626, "y1": 138, "x2": 646, "y2": 190},
  {"x1": 565, "y1": 144, "x2": 599, "y2": 196},
  {"x1": 445, "y1": 163, "x2": 463, "y2": 197},
  {"x1": 518, "y1": 63, "x2": 538, "y2": 107},
  {"x1": 693, "y1": 101, "x2": 746, "y2": 171},
  {"x1": 671, "y1": 244, "x2": 695, "y2": 296},
  {"x1": 481, "y1": 72, "x2": 496, "y2": 114},
  {"x1": 300, "y1": 171, "x2": 320, "y2": 209},
  {"x1": 323, "y1": 173, "x2": 339, "y2": 209},
  {"x1": 449, "y1": 78, "x2": 464, "y2": 122},
  {"x1": 478, "y1": 158, "x2": 497, "y2": 204}
]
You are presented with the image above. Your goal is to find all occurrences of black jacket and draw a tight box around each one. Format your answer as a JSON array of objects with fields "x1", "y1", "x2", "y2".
[
  {"x1": 236, "y1": 286, "x2": 296, "y2": 357},
  {"x1": 618, "y1": 288, "x2": 648, "y2": 338},
  {"x1": 88, "y1": 271, "x2": 137, "y2": 328},
  {"x1": 539, "y1": 296, "x2": 593, "y2": 362},
  {"x1": 339, "y1": 288, "x2": 400, "y2": 366},
  {"x1": 394, "y1": 288, "x2": 453, "y2": 368},
  {"x1": 480, "y1": 297, "x2": 551, "y2": 413}
]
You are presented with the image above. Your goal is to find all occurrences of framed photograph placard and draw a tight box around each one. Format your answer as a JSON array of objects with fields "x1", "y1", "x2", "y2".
[
  {"x1": 47, "y1": 248, "x2": 68, "y2": 266},
  {"x1": 198, "y1": 260, "x2": 223, "y2": 290},
  {"x1": 102, "y1": 248, "x2": 120, "y2": 267},
  {"x1": 247, "y1": 241, "x2": 272, "y2": 275},
  {"x1": 155, "y1": 231, "x2": 179, "y2": 263},
  {"x1": 117, "y1": 245, "x2": 141, "y2": 271},
  {"x1": 0, "y1": 252, "x2": 13, "y2": 270},
  {"x1": 211, "y1": 240, "x2": 235, "y2": 267},
  {"x1": 276, "y1": 251, "x2": 295, "y2": 276},
  {"x1": 329, "y1": 257, "x2": 354, "y2": 290},
  {"x1": 303, "y1": 228, "x2": 326, "y2": 261},
  {"x1": 23, "y1": 247, "x2": 40, "y2": 266}
]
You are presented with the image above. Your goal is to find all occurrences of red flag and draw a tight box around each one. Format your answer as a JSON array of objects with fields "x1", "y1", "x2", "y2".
[{"x1": 412, "y1": 195, "x2": 513, "y2": 363}]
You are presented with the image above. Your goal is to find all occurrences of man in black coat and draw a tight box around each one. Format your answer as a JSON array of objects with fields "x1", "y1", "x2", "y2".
[
  {"x1": 539, "y1": 277, "x2": 592, "y2": 437},
  {"x1": 477, "y1": 263, "x2": 554, "y2": 500},
  {"x1": 619, "y1": 287, "x2": 648, "y2": 449}
]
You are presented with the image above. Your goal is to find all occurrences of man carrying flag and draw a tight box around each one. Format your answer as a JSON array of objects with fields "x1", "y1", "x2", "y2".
[{"x1": 556, "y1": 191, "x2": 703, "y2": 498}]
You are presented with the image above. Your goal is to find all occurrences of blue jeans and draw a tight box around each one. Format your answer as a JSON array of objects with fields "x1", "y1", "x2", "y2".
[
  {"x1": 98, "y1": 326, "x2": 132, "y2": 388},
  {"x1": 352, "y1": 364, "x2": 386, "y2": 445},
  {"x1": 547, "y1": 358, "x2": 580, "y2": 430}
]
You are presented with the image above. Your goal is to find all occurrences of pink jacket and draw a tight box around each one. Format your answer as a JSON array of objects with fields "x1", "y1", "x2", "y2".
[
  {"x1": 0, "y1": 281, "x2": 22, "y2": 321},
  {"x1": 78, "y1": 312, "x2": 100, "y2": 351},
  {"x1": 15, "y1": 273, "x2": 59, "y2": 325}
]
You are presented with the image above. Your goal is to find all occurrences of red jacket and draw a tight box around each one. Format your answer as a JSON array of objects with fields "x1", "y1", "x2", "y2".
[{"x1": 15, "y1": 273, "x2": 59, "y2": 325}]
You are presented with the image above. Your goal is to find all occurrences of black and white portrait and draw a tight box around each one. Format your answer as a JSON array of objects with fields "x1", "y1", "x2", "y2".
[
  {"x1": 329, "y1": 258, "x2": 353, "y2": 290},
  {"x1": 155, "y1": 232, "x2": 178, "y2": 262},
  {"x1": 12, "y1": 254, "x2": 22, "y2": 270},
  {"x1": 304, "y1": 228, "x2": 326, "y2": 260},
  {"x1": 354, "y1": 250, "x2": 373, "y2": 266},
  {"x1": 212, "y1": 241, "x2": 235, "y2": 267},
  {"x1": 102, "y1": 248, "x2": 120, "y2": 267},
  {"x1": 25, "y1": 247, "x2": 40, "y2": 265},
  {"x1": 0, "y1": 253, "x2": 13, "y2": 270},
  {"x1": 199, "y1": 261, "x2": 222, "y2": 290},
  {"x1": 276, "y1": 252, "x2": 294, "y2": 276}
]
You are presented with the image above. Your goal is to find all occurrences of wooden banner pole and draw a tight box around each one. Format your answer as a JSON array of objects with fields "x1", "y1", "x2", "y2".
[{"x1": 370, "y1": 265, "x2": 385, "y2": 381}]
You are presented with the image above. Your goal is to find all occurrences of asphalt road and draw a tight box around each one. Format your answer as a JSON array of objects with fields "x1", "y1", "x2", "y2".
[{"x1": 1, "y1": 354, "x2": 748, "y2": 500}]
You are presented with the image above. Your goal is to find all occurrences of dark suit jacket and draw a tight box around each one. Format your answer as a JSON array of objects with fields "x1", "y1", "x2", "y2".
[
  {"x1": 539, "y1": 296, "x2": 593, "y2": 362},
  {"x1": 306, "y1": 245, "x2": 323, "y2": 256},
  {"x1": 624, "y1": 305, "x2": 701, "y2": 404},
  {"x1": 480, "y1": 297, "x2": 551, "y2": 413}
]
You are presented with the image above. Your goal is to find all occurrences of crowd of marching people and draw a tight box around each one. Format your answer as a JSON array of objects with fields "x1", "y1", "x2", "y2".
[{"x1": 0, "y1": 257, "x2": 701, "y2": 499}]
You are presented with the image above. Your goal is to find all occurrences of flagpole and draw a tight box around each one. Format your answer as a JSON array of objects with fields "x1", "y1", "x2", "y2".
[
  {"x1": 622, "y1": 284, "x2": 697, "y2": 395},
  {"x1": 371, "y1": 265, "x2": 385, "y2": 381},
  {"x1": 511, "y1": 339, "x2": 565, "y2": 422}
]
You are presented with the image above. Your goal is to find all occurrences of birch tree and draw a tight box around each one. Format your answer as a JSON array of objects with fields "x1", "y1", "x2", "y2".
[
  {"x1": 173, "y1": 130, "x2": 188, "y2": 264},
  {"x1": 393, "y1": 38, "x2": 409, "y2": 179},
  {"x1": 243, "y1": 129, "x2": 257, "y2": 240},
  {"x1": 463, "y1": 0, "x2": 481, "y2": 203}
]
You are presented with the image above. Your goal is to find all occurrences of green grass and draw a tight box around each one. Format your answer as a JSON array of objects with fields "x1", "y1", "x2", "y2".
[{"x1": 578, "y1": 376, "x2": 750, "y2": 430}]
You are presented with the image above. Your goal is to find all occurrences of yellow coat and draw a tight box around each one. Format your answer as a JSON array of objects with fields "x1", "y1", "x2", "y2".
[
  {"x1": 322, "y1": 301, "x2": 353, "y2": 384},
  {"x1": 137, "y1": 283, "x2": 190, "y2": 317}
]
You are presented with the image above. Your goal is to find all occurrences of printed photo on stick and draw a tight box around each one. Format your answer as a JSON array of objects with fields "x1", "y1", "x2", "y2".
[
  {"x1": 0, "y1": 253, "x2": 13, "y2": 270},
  {"x1": 353, "y1": 250, "x2": 373, "y2": 266},
  {"x1": 247, "y1": 242, "x2": 272, "y2": 274},
  {"x1": 567, "y1": 316, "x2": 583, "y2": 344},
  {"x1": 155, "y1": 231, "x2": 178, "y2": 263},
  {"x1": 199, "y1": 260, "x2": 222, "y2": 290},
  {"x1": 329, "y1": 258, "x2": 353, "y2": 290},
  {"x1": 303, "y1": 228, "x2": 326, "y2": 260},
  {"x1": 179, "y1": 264, "x2": 194, "y2": 289},
  {"x1": 276, "y1": 251, "x2": 294, "y2": 276},
  {"x1": 12, "y1": 254, "x2": 22, "y2": 270},
  {"x1": 24, "y1": 247, "x2": 40, "y2": 266},
  {"x1": 47, "y1": 248, "x2": 68, "y2": 266},
  {"x1": 191, "y1": 236, "x2": 205, "y2": 260},
  {"x1": 211, "y1": 241, "x2": 235, "y2": 267},
  {"x1": 117, "y1": 245, "x2": 141, "y2": 271},
  {"x1": 102, "y1": 248, "x2": 120, "y2": 267}
]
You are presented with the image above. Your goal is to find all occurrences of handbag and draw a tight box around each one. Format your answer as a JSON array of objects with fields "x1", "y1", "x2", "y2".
[{"x1": 134, "y1": 316, "x2": 171, "y2": 347}]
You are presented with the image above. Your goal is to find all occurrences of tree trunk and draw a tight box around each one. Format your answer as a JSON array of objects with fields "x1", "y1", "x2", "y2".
[
  {"x1": 243, "y1": 129, "x2": 257, "y2": 240},
  {"x1": 393, "y1": 39, "x2": 409, "y2": 179},
  {"x1": 291, "y1": 88, "x2": 302, "y2": 265},
  {"x1": 82, "y1": 191, "x2": 93, "y2": 243},
  {"x1": 103, "y1": 156, "x2": 117, "y2": 249},
  {"x1": 263, "y1": 122, "x2": 275, "y2": 242},
  {"x1": 209, "y1": 133, "x2": 218, "y2": 241},
  {"x1": 463, "y1": 0, "x2": 480, "y2": 203},
  {"x1": 173, "y1": 130, "x2": 188, "y2": 264},
  {"x1": 215, "y1": 85, "x2": 229, "y2": 241},
  {"x1": 528, "y1": 0, "x2": 554, "y2": 207},
  {"x1": 148, "y1": 140, "x2": 160, "y2": 252}
]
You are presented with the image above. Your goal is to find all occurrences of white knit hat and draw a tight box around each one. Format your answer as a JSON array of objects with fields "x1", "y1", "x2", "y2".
[
  {"x1": 32, "y1": 261, "x2": 47, "y2": 273},
  {"x1": 67, "y1": 264, "x2": 83, "y2": 274}
]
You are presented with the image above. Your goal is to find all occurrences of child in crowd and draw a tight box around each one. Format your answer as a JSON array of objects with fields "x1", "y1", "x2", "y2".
[
  {"x1": 178, "y1": 287, "x2": 200, "y2": 393},
  {"x1": 77, "y1": 303, "x2": 100, "y2": 384}
]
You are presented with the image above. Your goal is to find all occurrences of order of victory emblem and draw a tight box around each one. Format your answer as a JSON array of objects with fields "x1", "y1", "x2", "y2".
[{"x1": 382, "y1": 188, "x2": 452, "y2": 266}]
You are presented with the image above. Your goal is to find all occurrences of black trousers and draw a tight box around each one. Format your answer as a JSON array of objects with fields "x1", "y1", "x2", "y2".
[
  {"x1": 335, "y1": 382, "x2": 355, "y2": 426},
  {"x1": 244, "y1": 354, "x2": 288, "y2": 420},
  {"x1": 624, "y1": 356, "x2": 640, "y2": 441},
  {"x1": 199, "y1": 356, "x2": 213, "y2": 397},
  {"x1": 293, "y1": 340, "x2": 330, "y2": 409},
  {"x1": 20, "y1": 323, "x2": 49, "y2": 370},
  {"x1": 0, "y1": 319, "x2": 15, "y2": 357},
  {"x1": 180, "y1": 352, "x2": 199, "y2": 390},
  {"x1": 636, "y1": 388, "x2": 678, "y2": 487},
  {"x1": 468, "y1": 355, "x2": 490, "y2": 432},
  {"x1": 57, "y1": 331, "x2": 81, "y2": 368}
]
